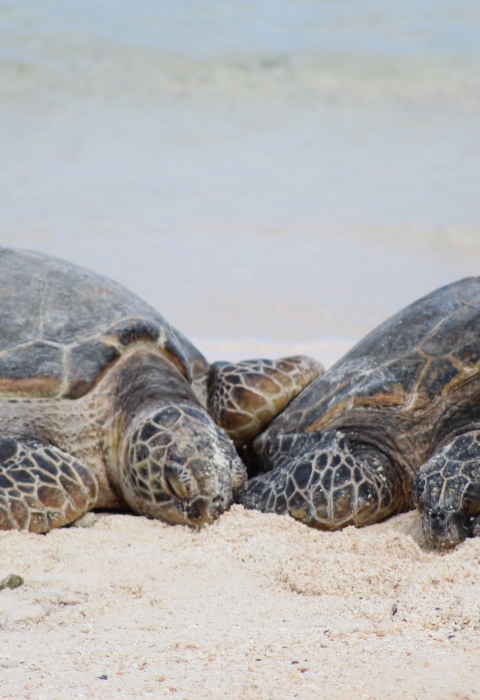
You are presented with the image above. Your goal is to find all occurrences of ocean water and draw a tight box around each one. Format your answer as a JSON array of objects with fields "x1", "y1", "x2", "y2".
[{"x1": 1, "y1": 1, "x2": 479, "y2": 366}]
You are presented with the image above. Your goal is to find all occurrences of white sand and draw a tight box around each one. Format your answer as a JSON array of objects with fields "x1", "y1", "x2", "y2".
[{"x1": 0, "y1": 506, "x2": 479, "y2": 699}]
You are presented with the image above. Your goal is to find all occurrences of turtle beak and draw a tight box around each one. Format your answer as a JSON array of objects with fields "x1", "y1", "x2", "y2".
[
  {"x1": 163, "y1": 467, "x2": 230, "y2": 526},
  {"x1": 421, "y1": 508, "x2": 470, "y2": 548},
  {"x1": 186, "y1": 495, "x2": 226, "y2": 526}
]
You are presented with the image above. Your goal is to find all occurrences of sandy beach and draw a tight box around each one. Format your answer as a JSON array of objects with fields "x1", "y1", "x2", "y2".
[{"x1": 0, "y1": 507, "x2": 479, "y2": 699}]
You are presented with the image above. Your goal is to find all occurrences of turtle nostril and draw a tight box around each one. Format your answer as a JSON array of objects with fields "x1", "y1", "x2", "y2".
[{"x1": 430, "y1": 509, "x2": 447, "y2": 524}]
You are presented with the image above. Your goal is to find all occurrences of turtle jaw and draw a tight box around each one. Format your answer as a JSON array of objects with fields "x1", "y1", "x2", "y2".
[
  {"x1": 142, "y1": 493, "x2": 229, "y2": 528},
  {"x1": 161, "y1": 473, "x2": 231, "y2": 527},
  {"x1": 420, "y1": 507, "x2": 471, "y2": 549}
]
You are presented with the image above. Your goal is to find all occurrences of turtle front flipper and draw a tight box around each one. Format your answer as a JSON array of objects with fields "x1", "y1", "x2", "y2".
[
  {"x1": 207, "y1": 356, "x2": 323, "y2": 448},
  {"x1": 0, "y1": 438, "x2": 98, "y2": 533},
  {"x1": 244, "y1": 430, "x2": 404, "y2": 529}
]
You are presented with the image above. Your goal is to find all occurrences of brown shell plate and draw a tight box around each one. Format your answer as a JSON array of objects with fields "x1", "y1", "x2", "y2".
[
  {"x1": 0, "y1": 248, "x2": 208, "y2": 399},
  {"x1": 262, "y1": 277, "x2": 480, "y2": 436}
]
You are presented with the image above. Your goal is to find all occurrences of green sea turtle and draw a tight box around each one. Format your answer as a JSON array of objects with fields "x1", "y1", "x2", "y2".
[
  {"x1": 0, "y1": 247, "x2": 321, "y2": 533},
  {"x1": 244, "y1": 278, "x2": 480, "y2": 548}
]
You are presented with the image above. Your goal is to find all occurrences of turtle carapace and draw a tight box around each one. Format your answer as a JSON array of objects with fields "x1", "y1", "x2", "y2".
[
  {"x1": 245, "y1": 278, "x2": 480, "y2": 548},
  {"x1": 0, "y1": 248, "x2": 321, "y2": 533}
]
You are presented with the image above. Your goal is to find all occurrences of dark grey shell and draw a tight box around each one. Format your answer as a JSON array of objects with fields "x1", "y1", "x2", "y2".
[
  {"x1": 0, "y1": 248, "x2": 208, "y2": 399},
  {"x1": 261, "y1": 278, "x2": 480, "y2": 449}
]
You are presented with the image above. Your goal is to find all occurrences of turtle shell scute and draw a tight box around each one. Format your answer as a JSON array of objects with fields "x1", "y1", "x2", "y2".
[
  {"x1": 261, "y1": 277, "x2": 480, "y2": 440},
  {"x1": 0, "y1": 247, "x2": 210, "y2": 399},
  {"x1": 64, "y1": 340, "x2": 121, "y2": 399},
  {"x1": 0, "y1": 342, "x2": 63, "y2": 397},
  {"x1": 105, "y1": 318, "x2": 160, "y2": 346}
]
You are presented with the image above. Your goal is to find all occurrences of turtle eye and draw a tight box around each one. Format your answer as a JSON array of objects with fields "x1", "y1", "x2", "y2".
[
  {"x1": 412, "y1": 474, "x2": 426, "y2": 507},
  {"x1": 462, "y1": 482, "x2": 480, "y2": 516}
]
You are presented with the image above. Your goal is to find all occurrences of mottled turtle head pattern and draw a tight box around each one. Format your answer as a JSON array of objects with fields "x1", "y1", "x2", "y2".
[
  {"x1": 244, "y1": 430, "x2": 402, "y2": 528},
  {"x1": 121, "y1": 404, "x2": 246, "y2": 526},
  {"x1": 413, "y1": 431, "x2": 480, "y2": 548}
]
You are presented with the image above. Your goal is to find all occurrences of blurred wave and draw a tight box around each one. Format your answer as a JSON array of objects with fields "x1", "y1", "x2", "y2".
[
  {"x1": 1, "y1": 0, "x2": 479, "y2": 105},
  {"x1": 1, "y1": 34, "x2": 479, "y2": 107}
]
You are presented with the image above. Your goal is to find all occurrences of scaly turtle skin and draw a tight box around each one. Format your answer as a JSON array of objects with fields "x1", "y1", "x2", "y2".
[
  {"x1": 0, "y1": 247, "x2": 321, "y2": 533},
  {"x1": 245, "y1": 278, "x2": 480, "y2": 548}
]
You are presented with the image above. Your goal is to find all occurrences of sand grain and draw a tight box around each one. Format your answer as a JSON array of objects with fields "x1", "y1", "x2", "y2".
[{"x1": 0, "y1": 507, "x2": 479, "y2": 698}]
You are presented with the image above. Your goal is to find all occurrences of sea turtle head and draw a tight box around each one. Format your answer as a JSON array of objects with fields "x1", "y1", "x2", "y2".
[
  {"x1": 413, "y1": 444, "x2": 480, "y2": 548},
  {"x1": 120, "y1": 404, "x2": 246, "y2": 527}
]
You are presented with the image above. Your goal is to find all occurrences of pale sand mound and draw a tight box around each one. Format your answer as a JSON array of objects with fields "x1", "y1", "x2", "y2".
[{"x1": 0, "y1": 507, "x2": 479, "y2": 699}]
